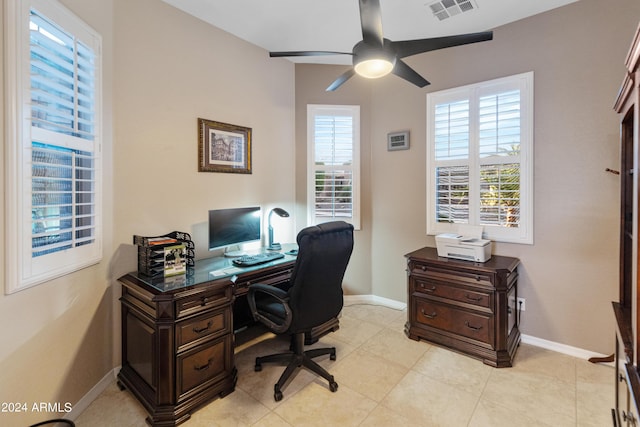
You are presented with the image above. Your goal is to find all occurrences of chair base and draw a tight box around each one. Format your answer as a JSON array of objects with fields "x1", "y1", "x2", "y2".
[{"x1": 254, "y1": 332, "x2": 338, "y2": 401}]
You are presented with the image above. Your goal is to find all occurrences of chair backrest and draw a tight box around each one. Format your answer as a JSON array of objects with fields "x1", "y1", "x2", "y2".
[{"x1": 287, "y1": 221, "x2": 354, "y2": 332}]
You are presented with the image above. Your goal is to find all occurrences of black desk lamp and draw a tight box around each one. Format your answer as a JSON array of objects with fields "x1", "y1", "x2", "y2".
[{"x1": 267, "y1": 207, "x2": 289, "y2": 250}]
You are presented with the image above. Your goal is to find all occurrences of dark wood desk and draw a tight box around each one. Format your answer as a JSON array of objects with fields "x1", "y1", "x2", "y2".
[{"x1": 117, "y1": 249, "x2": 339, "y2": 427}]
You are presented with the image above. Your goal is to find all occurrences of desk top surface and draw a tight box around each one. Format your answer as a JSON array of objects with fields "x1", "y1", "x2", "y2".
[{"x1": 121, "y1": 244, "x2": 298, "y2": 294}]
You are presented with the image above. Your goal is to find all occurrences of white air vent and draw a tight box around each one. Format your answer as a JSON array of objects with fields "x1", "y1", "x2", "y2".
[{"x1": 428, "y1": 0, "x2": 477, "y2": 21}]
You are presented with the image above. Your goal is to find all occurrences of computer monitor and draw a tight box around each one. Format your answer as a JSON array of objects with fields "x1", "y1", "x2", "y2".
[{"x1": 208, "y1": 206, "x2": 261, "y2": 256}]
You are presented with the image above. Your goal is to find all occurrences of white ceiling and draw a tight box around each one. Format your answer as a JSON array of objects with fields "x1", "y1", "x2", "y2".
[{"x1": 161, "y1": 0, "x2": 579, "y2": 65}]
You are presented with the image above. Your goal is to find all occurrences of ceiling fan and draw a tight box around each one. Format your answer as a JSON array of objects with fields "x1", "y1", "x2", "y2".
[{"x1": 269, "y1": 0, "x2": 493, "y2": 91}]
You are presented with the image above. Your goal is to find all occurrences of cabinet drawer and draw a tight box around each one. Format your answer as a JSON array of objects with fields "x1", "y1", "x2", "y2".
[
  {"x1": 414, "y1": 299, "x2": 493, "y2": 346},
  {"x1": 176, "y1": 287, "x2": 232, "y2": 319},
  {"x1": 177, "y1": 336, "x2": 229, "y2": 397},
  {"x1": 176, "y1": 309, "x2": 228, "y2": 351},
  {"x1": 412, "y1": 278, "x2": 492, "y2": 310},
  {"x1": 411, "y1": 264, "x2": 493, "y2": 288}
]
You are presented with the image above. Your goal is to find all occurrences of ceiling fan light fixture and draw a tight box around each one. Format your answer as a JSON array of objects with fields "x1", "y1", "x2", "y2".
[{"x1": 354, "y1": 58, "x2": 395, "y2": 78}]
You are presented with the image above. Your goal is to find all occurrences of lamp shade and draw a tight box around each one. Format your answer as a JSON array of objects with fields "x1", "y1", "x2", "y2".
[{"x1": 352, "y1": 41, "x2": 396, "y2": 79}]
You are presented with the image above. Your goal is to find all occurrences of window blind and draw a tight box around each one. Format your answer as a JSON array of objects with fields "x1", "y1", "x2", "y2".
[
  {"x1": 427, "y1": 72, "x2": 533, "y2": 244},
  {"x1": 29, "y1": 8, "x2": 98, "y2": 259},
  {"x1": 313, "y1": 115, "x2": 354, "y2": 219}
]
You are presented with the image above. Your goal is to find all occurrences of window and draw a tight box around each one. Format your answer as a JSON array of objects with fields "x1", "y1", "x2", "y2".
[
  {"x1": 307, "y1": 105, "x2": 360, "y2": 229},
  {"x1": 5, "y1": 0, "x2": 102, "y2": 293},
  {"x1": 426, "y1": 72, "x2": 533, "y2": 244}
]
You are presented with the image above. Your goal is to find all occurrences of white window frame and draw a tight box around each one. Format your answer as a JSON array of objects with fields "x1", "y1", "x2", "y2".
[
  {"x1": 426, "y1": 72, "x2": 533, "y2": 244},
  {"x1": 4, "y1": 0, "x2": 103, "y2": 293},
  {"x1": 307, "y1": 104, "x2": 361, "y2": 229}
]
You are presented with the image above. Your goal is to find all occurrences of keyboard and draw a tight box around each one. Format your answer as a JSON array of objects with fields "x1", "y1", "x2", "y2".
[{"x1": 232, "y1": 252, "x2": 285, "y2": 267}]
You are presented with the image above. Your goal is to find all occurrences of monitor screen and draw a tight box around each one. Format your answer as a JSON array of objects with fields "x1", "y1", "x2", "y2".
[{"x1": 208, "y1": 206, "x2": 261, "y2": 251}]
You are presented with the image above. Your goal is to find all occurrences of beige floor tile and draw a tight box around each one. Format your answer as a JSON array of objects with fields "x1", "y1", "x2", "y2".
[
  {"x1": 75, "y1": 382, "x2": 147, "y2": 427},
  {"x1": 512, "y1": 343, "x2": 577, "y2": 383},
  {"x1": 342, "y1": 304, "x2": 406, "y2": 329},
  {"x1": 251, "y1": 411, "x2": 293, "y2": 426},
  {"x1": 469, "y1": 398, "x2": 554, "y2": 427},
  {"x1": 73, "y1": 304, "x2": 617, "y2": 427},
  {"x1": 331, "y1": 314, "x2": 384, "y2": 347},
  {"x1": 483, "y1": 368, "x2": 576, "y2": 426},
  {"x1": 359, "y1": 327, "x2": 430, "y2": 369},
  {"x1": 576, "y1": 359, "x2": 615, "y2": 427},
  {"x1": 413, "y1": 346, "x2": 492, "y2": 396},
  {"x1": 381, "y1": 370, "x2": 479, "y2": 426},
  {"x1": 359, "y1": 404, "x2": 425, "y2": 427},
  {"x1": 274, "y1": 381, "x2": 377, "y2": 427},
  {"x1": 330, "y1": 348, "x2": 409, "y2": 401}
]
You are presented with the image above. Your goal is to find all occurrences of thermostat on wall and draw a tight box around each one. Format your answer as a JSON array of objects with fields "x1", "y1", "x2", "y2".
[{"x1": 387, "y1": 131, "x2": 410, "y2": 151}]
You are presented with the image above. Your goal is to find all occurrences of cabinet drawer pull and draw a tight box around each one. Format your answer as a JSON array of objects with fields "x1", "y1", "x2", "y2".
[
  {"x1": 421, "y1": 309, "x2": 437, "y2": 319},
  {"x1": 465, "y1": 321, "x2": 483, "y2": 331},
  {"x1": 475, "y1": 275, "x2": 481, "y2": 281},
  {"x1": 192, "y1": 321, "x2": 213, "y2": 334},
  {"x1": 194, "y1": 358, "x2": 213, "y2": 371},
  {"x1": 420, "y1": 265, "x2": 427, "y2": 271},
  {"x1": 420, "y1": 283, "x2": 436, "y2": 292},
  {"x1": 201, "y1": 297, "x2": 208, "y2": 306},
  {"x1": 465, "y1": 294, "x2": 482, "y2": 302}
]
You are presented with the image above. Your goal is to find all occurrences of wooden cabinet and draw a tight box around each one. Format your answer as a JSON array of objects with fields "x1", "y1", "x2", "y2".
[
  {"x1": 117, "y1": 273, "x2": 236, "y2": 427},
  {"x1": 612, "y1": 23, "x2": 640, "y2": 427},
  {"x1": 404, "y1": 247, "x2": 520, "y2": 367}
]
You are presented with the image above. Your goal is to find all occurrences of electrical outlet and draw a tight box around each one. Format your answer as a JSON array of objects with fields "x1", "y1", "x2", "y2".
[{"x1": 517, "y1": 297, "x2": 526, "y2": 311}]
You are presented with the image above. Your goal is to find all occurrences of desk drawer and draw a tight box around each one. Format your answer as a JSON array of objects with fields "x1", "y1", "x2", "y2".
[
  {"x1": 414, "y1": 299, "x2": 493, "y2": 346},
  {"x1": 412, "y1": 278, "x2": 492, "y2": 310},
  {"x1": 176, "y1": 287, "x2": 232, "y2": 319},
  {"x1": 411, "y1": 263, "x2": 493, "y2": 288},
  {"x1": 177, "y1": 336, "x2": 229, "y2": 398},
  {"x1": 176, "y1": 309, "x2": 229, "y2": 351}
]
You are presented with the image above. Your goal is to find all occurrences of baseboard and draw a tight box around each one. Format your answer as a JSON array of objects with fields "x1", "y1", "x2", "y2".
[
  {"x1": 520, "y1": 334, "x2": 613, "y2": 364},
  {"x1": 344, "y1": 294, "x2": 407, "y2": 310},
  {"x1": 67, "y1": 367, "x2": 119, "y2": 421}
]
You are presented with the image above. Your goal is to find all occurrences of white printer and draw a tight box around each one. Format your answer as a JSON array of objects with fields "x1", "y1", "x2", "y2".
[{"x1": 435, "y1": 225, "x2": 492, "y2": 262}]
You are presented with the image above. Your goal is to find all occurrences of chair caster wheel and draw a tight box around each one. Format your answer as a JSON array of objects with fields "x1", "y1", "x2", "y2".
[
  {"x1": 329, "y1": 381, "x2": 338, "y2": 392},
  {"x1": 274, "y1": 385, "x2": 283, "y2": 401},
  {"x1": 254, "y1": 363, "x2": 262, "y2": 372}
]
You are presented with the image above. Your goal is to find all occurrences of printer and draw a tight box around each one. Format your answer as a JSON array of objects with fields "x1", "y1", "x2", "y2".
[{"x1": 435, "y1": 225, "x2": 492, "y2": 262}]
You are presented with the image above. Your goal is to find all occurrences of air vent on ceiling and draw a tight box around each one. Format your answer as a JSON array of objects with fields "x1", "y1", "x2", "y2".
[{"x1": 428, "y1": 0, "x2": 477, "y2": 21}]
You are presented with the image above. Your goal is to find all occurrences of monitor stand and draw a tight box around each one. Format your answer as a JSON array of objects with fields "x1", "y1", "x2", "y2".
[{"x1": 223, "y1": 246, "x2": 246, "y2": 258}]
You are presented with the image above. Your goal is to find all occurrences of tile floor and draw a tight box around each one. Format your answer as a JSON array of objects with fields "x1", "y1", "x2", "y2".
[{"x1": 76, "y1": 304, "x2": 614, "y2": 427}]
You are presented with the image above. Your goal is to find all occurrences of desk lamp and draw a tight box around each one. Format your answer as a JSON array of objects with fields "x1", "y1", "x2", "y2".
[{"x1": 267, "y1": 207, "x2": 289, "y2": 250}]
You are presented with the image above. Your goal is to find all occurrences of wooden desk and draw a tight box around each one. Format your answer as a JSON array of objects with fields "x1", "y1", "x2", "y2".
[{"x1": 117, "y1": 250, "x2": 338, "y2": 427}]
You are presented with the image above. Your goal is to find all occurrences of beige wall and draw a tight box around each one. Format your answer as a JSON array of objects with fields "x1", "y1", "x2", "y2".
[
  {"x1": 0, "y1": 0, "x2": 115, "y2": 425},
  {"x1": 111, "y1": 0, "x2": 296, "y2": 362},
  {"x1": 295, "y1": 0, "x2": 640, "y2": 354},
  {"x1": 0, "y1": 0, "x2": 295, "y2": 425}
]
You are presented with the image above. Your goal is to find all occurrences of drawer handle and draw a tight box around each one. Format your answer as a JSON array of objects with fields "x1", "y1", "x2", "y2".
[
  {"x1": 201, "y1": 297, "x2": 209, "y2": 306},
  {"x1": 475, "y1": 275, "x2": 481, "y2": 281},
  {"x1": 465, "y1": 294, "x2": 482, "y2": 302},
  {"x1": 465, "y1": 321, "x2": 483, "y2": 331},
  {"x1": 420, "y1": 266, "x2": 427, "y2": 271},
  {"x1": 194, "y1": 358, "x2": 213, "y2": 372},
  {"x1": 193, "y1": 321, "x2": 213, "y2": 334},
  {"x1": 421, "y1": 309, "x2": 437, "y2": 319},
  {"x1": 420, "y1": 284, "x2": 436, "y2": 292}
]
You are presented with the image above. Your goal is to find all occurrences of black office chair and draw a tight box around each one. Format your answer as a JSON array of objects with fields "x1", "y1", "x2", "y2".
[{"x1": 247, "y1": 221, "x2": 354, "y2": 401}]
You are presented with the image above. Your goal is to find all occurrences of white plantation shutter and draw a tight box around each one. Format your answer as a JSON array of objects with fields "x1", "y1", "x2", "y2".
[
  {"x1": 5, "y1": 0, "x2": 102, "y2": 293},
  {"x1": 427, "y1": 72, "x2": 533, "y2": 244},
  {"x1": 307, "y1": 105, "x2": 360, "y2": 229}
]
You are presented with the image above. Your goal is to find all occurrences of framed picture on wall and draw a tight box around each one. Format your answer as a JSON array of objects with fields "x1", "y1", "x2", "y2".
[{"x1": 198, "y1": 118, "x2": 252, "y2": 174}]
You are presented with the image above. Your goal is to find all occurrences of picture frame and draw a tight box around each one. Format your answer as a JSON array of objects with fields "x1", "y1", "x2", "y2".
[
  {"x1": 198, "y1": 118, "x2": 252, "y2": 173},
  {"x1": 387, "y1": 130, "x2": 410, "y2": 151}
]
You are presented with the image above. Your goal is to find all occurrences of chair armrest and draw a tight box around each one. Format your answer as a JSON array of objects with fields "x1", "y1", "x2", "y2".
[
  {"x1": 248, "y1": 283, "x2": 289, "y2": 301},
  {"x1": 247, "y1": 283, "x2": 292, "y2": 334}
]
